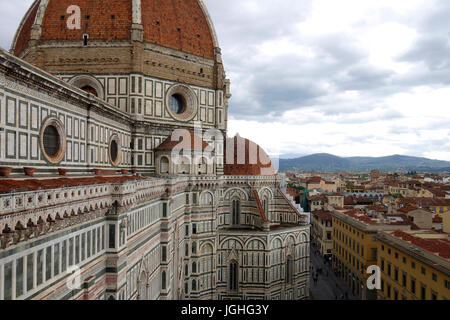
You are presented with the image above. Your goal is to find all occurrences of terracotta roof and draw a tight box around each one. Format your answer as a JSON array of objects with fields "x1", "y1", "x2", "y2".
[
  {"x1": 355, "y1": 197, "x2": 375, "y2": 205},
  {"x1": 366, "y1": 205, "x2": 388, "y2": 212},
  {"x1": 12, "y1": 0, "x2": 40, "y2": 56},
  {"x1": 426, "y1": 188, "x2": 447, "y2": 197},
  {"x1": 224, "y1": 135, "x2": 275, "y2": 176},
  {"x1": 43, "y1": 0, "x2": 131, "y2": 42},
  {"x1": 344, "y1": 195, "x2": 356, "y2": 205},
  {"x1": 433, "y1": 216, "x2": 443, "y2": 223},
  {"x1": 391, "y1": 230, "x2": 450, "y2": 259},
  {"x1": 342, "y1": 209, "x2": 380, "y2": 225},
  {"x1": 397, "y1": 206, "x2": 420, "y2": 213},
  {"x1": 12, "y1": 0, "x2": 215, "y2": 59},
  {"x1": 400, "y1": 198, "x2": 450, "y2": 207},
  {"x1": 312, "y1": 210, "x2": 332, "y2": 221},
  {"x1": 308, "y1": 194, "x2": 326, "y2": 201},
  {"x1": 142, "y1": 0, "x2": 215, "y2": 59},
  {"x1": 307, "y1": 177, "x2": 322, "y2": 184},
  {"x1": 0, "y1": 176, "x2": 145, "y2": 194},
  {"x1": 286, "y1": 188, "x2": 300, "y2": 198},
  {"x1": 155, "y1": 131, "x2": 209, "y2": 151},
  {"x1": 252, "y1": 189, "x2": 267, "y2": 222}
]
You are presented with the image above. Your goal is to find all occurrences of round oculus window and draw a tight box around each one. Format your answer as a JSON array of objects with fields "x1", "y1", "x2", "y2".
[
  {"x1": 109, "y1": 136, "x2": 121, "y2": 166},
  {"x1": 170, "y1": 94, "x2": 186, "y2": 114},
  {"x1": 165, "y1": 85, "x2": 198, "y2": 122},
  {"x1": 43, "y1": 125, "x2": 60, "y2": 157},
  {"x1": 40, "y1": 117, "x2": 66, "y2": 164},
  {"x1": 110, "y1": 140, "x2": 118, "y2": 163}
]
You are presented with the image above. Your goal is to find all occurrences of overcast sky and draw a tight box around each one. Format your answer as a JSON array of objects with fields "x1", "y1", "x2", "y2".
[{"x1": 1, "y1": 0, "x2": 450, "y2": 160}]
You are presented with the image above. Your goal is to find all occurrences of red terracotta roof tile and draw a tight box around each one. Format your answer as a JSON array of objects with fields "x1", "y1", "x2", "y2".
[
  {"x1": 224, "y1": 135, "x2": 275, "y2": 176},
  {"x1": 13, "y1": 0, "x2": 215, "y2": 59},
  {"x1": 252, "y1": 189, "x2": 267, "y2": 222},
  {"x1": 0, "y1": 176, "x2": 144, "y2": 194},
  {"x1": 312, "y1": 210, "x2": 332, "y2": 220},
  {"x1": 391, "y1": 230, "x2": 450, "y2": 259},
  {"x1": 155, "y1": 131, "x2": 209, "y2": 151}
]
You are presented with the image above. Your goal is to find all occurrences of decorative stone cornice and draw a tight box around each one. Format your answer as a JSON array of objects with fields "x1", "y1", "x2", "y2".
[{"x1": 0, "y1": 49, "x2": 133, "y2": 127}]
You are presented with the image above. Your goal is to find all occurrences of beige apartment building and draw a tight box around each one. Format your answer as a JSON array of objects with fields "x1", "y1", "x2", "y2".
[{"x1": 311, "y1": 211, "x2": 333, "y2": 260}]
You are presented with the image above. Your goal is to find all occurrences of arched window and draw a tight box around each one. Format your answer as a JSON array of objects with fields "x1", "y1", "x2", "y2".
[
  {"x1": 69, "y1": 75, "x2": 104, "y2": 100},
  {"x1": 81, "y1": 85, "x2": 98, "y2": 97},
  {"x1": 232, "y1": 199, "x2": 240, "y2": 226},
  {"x1": 160, "y1": 157, "x2": 169, "y2": 174},
  {"x1": 192, "y1": 242, "x2": 197, "y2": 254},
  {"x1": 192, "y1": 262, "x2": 197, "y2": 274},
  {"x1": 262, "y1": 197, "x2": 269, "y2": 215},
  {"x1": 192, "y1": 279, "x2": 197, "y2": 291},
  {"x1": 286, "y1": 255, "x2": 294, "y2": 284},
  {"x1": 161, "y1": 271, "x2": 166, "y2": 290},
  {"x1": 229, "y1": 260, "x2": 238, "y2": 292},
  {"x1": 200, "y1": 192, "x2": 213, "y2": 205},
  {"x1": 185, "y1": 264, "x2": 189, "y2": 276}
]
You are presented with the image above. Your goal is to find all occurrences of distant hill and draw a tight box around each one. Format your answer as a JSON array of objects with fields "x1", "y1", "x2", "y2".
[{"x1": 279, "y1": 153, "x2": 450, "y2": 172}]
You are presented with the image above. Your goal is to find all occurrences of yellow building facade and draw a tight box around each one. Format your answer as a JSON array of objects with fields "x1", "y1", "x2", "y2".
[
  {"x1": 376, "y1": 230, "x2": 450, "y2": 300},
  {"x1": 331, "y1": 209, "x2": 411, "y2": 300},
  {"x1": 433, "y1": 204, "x2": 450, "y2": 217}
]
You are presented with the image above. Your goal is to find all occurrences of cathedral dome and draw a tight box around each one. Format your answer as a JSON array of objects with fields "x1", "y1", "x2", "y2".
[
  {"x1": 224, "y1": 135, "x2": 275, "y2": 176},
  {"x1": 12, "y1": 0, "x2": 217, "y2": 59}
]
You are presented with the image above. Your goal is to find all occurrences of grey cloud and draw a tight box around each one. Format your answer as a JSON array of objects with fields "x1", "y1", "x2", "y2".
[
  {"x1": 335, "y1": 66, "x2": 394, "y2": 91},
  {"x1": 1, "y1": 0, "x2": 450, "y2": 159},
  {"x1": 395, "y1": 0, "x2": 450, "y2": 86},
  {"x1": 0, "y1": 1, "x2": 34, "y2": 50}
]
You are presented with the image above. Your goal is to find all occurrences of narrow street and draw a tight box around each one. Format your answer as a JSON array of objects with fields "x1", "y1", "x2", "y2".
[{"x1": 309, "y1": 244, "x2": 360, "y2": 300}]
